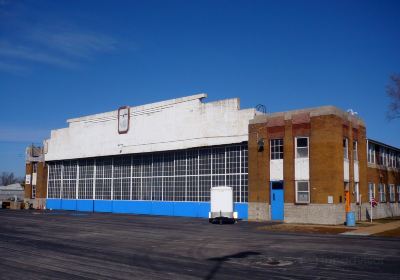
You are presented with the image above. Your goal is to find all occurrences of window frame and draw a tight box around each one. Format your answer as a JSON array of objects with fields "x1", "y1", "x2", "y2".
[
  {"x1": 389, "y1": 184, "x2": 395, "y2": 203},
  {"x1": 31, "y1": 185, "x2": 36, "y2": 199},
  {"x1": 295, "y1": 137, "x2": 309, "y2": 159},
  {"x1": 343, "y1": 138, "x2": 349, "y2": 160},
  {"x1": 353, "y1": 140, "x2": 358, "y2": 161},
  {"x1": 295, "y1": 180, "x2": 310, "y2": 204},
  {"x1": 368, "y1": 143, "x2": 376, "y2": 164},
  {"x1": 368, "y1": 182, "x2": 375, "y2": 201},
  {"x1": 354, "y1": 182, "x2": 360, "y2": 204},
  {"x1": 270, "y1": 138, "x2": 284, "y2": 160},
  {"x1": 47, "y1": 143, "x2": 249, "y2": 203},
  {"x1": 379, "y1": 183, "x2": 386, "y2": 202},
  {"x1": 397, "y1": 185, "x2": 400, "y2": 203}
]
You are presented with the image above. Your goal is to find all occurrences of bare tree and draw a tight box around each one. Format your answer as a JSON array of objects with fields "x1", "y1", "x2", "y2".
[
  {"x1": 387, "y1": 74, "x2": 400, "y2": 120},
  {"x1": 0, "y1": 172, "x2": 19, "y2": 186}
]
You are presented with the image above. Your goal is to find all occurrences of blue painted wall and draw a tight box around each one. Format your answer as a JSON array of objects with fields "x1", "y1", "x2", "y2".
[
  {"x1": 77, "y1": 200, "x2": 94, "y2": 212},
  {"x1": 61, "y1": 199, "x2": 77, "y2": 211},
  {"x1": 46, "y1": 199, "x2": 248, "y2": 219}
]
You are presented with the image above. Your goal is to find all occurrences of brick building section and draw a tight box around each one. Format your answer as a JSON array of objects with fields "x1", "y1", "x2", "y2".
[
  {"x1": 25, "y1": 162, "x2": 47, "y2": 209},
  {"x1": 248, "y1": 106, "x2": 368, "y2": 224},
  {"x1": 364, "y1": 151, "x2": 400, "y2": 219}
]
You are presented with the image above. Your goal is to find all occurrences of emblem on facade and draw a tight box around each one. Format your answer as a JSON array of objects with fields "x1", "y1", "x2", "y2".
[{"x1": 118, "y1": 106, "x2": 130, "y2": 134}]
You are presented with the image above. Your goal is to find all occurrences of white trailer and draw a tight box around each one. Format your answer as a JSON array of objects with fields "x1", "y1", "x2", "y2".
[{"x1": 209, "y1": 186, "x2": 238, "y2": 224}]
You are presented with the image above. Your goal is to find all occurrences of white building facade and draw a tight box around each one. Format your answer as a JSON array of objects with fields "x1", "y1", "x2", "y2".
[{"x1": 45, "y1": 94, "x2": 259, "y2": 218}]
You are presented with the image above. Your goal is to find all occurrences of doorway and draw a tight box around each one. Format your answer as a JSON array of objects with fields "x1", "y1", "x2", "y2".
[{"x1": 271, "y1": 181, "x2": 284, "y2": 221}]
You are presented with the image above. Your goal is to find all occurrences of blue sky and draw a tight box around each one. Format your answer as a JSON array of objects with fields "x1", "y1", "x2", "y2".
[{"x1": 0, "y1": 0, "x2": 399, "y2": 177}]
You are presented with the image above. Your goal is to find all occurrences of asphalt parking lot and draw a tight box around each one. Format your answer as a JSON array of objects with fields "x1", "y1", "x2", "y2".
[{"x1": 0, "y1": 210, "x2": 399, "y2": 280}]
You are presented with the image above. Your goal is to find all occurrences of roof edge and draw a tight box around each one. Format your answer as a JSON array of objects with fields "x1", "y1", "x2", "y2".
[{"x1": 67, "y1": 93, "x2": 207, "y2": 123}]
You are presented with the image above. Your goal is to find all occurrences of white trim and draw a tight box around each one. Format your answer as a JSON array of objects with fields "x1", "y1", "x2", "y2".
[
  {"x1": 93, "y1": 159, "x2": 96, "y2": 199},
  {"x1": 76, "y1": 162, "x2": 79, "y2": 199},
  {"x1": 46, "y1": 164, "x2": 49, "y2": 199},
  {"x1": 353, "y1": 140, "x2": 358, "y2": 161},
  {"x1": 354, "y1": 182, "x2": 360, "y2": 204},
  {"x1": 130, "y1": 156, "x2": 133, "y2": 200},
  {"x1": 60, "y1": 164, "x2": 64, "y2": 199}
]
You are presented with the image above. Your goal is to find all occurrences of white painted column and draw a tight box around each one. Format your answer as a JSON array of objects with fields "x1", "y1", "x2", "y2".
[
  {"x1": 76, "y1": 162, "x2": 79, "y2": 199},
  {"x1": 93, "y1": 159, "x2": 96, "y2": 200},
  {"x1": 111, "y1": 158, "x2": 114, "y2": 200},
  {"x1": 130, "y1": 156, "x2": 133, "y2": 201}
]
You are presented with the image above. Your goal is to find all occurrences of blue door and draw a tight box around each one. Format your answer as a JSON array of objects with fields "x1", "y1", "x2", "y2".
[{"x1": 271, "y1": 181, "x2": 284, "y2": 221}]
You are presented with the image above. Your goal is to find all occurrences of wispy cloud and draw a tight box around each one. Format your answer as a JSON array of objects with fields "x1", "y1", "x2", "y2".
[
  {"x1": 0, "y1": 42, "x2": 77, "y2": 69},
  {"x1": 29, "y1": 29, "x2": 117, "y2": 58},
  {"x1": 0, "y1": 3, "x2": 119, "y2": 74}
]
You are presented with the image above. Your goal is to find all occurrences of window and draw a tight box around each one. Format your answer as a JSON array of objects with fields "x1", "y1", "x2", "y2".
[
  {"x1": 354, "y1": 182, "x2": 360, "y2": 204},
  {"x1": 353, "y1": 141, "x2": 358, "y2": 161},
  {"x1": 378, "y1": 184, "x2": 386, "y2": 202},
  {"x1": 62, "y1": 160, "x2": 77, "y2": 199},
  {"x1": 31, "y1": 185, "x2": 36, "y2": 199},
  {"x1": 343, "y1": 138, "x2": 349, "y2": 159},
  {"x1": 379, "y1": 147, "x2": 388, "y2": 166},
  {"x1": 398, "y1": 186, "x2": 400, "y2": 202},
  {"x1": 389, "y1": 151, "x2": 397, "y2": 168},
  {"x1": 397, "y1": 155, "x2": 400, "y2": 169},
  {"x1": 78, "y1": 159, "x2": 94, "y2": 199},
  {"x1": 368, "y1": 183, "x2": 375, "y2": 201},
  {"x1": 295, "y1": 137, "x2": 309, "y2": 158},
  {"x1": 296, "y1": 181, "x2": 310, "y2": 203},
  {"x1": 389, "y1": 184, "x2": 395, "y2": 202},
  {"x1": 46, "y1": 143, "x2": 249, "y2": 203},
  {"x1": 32, "y1": 163, "x2": 37, "y2": 173},
  {"x1": 368, "y1": 143, "x2": 376, "y2": 164},
  {"x1": 47, "y1": 163, "x2": 62, "y2": 199},
  {"x1": 270, "y1": 139, "x2": 283, "y2": 160}
]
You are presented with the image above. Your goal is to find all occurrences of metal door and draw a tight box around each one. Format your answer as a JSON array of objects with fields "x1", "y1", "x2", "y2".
[{"x1": 271, "y1": 181, "x2": 284, "y2": 221}]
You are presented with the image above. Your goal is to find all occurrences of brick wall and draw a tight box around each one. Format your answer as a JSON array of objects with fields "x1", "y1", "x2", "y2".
[
  {"x1": 25, "y1": 162, "x2": 47, "y2": 207},
  {"x1": 248, "y1": 107, "x2": 367, "y2": 223}
]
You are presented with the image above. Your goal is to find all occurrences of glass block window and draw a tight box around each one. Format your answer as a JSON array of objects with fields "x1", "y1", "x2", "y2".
[
  {"x1": 95, "y1": 158, "x2": 112, "y2": 200},
  {"x1": 47, "y1": 162, "x2": 62, "y2": 198},
  {"x1": 47, "y1": 143, "x2": 249, "y2": 203},
  {"x1": 212, "y1": 147, "x2": 225, "y2": 175},
  {"x1": 61, "y1": 160, "x2": 77, "y2": 199},
  {"x1": 78, "y1": 159, "x2": 94, "y2": 199},
  {"x1": 113, "y1": 156, "x2": 131, "y2": 200}
]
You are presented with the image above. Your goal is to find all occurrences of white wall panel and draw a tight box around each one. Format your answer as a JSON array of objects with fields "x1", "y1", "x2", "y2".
[
  {"x1": 295, "y1": 158, "x2": 309, "y2": 180},
  {"x1": 270, "y1": 159, "x2": 283, "y2": 181},
  {"x1": 354, "y1": 161, "x2": 359, "y2": 182},
  {"x1": 45, "y1": 94, "x2": 257, "y2": 161},
  {"x1": 344, "y1": 159, "x2": 350, "y2": 182}
]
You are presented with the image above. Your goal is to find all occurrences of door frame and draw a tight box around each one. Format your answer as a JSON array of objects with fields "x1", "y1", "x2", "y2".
[{"x1": 270, "y1": 180, "x2": 284, "y2": 221}]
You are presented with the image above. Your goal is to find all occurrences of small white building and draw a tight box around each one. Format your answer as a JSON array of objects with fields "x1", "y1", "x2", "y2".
[{"x1": 0, "y1": 183, "x2": 24, "y2": 202}]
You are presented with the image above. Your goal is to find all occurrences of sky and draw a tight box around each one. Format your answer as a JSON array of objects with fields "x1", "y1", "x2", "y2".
[{"x1": 0, "y1": 0, "x2": 399, "y2": 177}]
